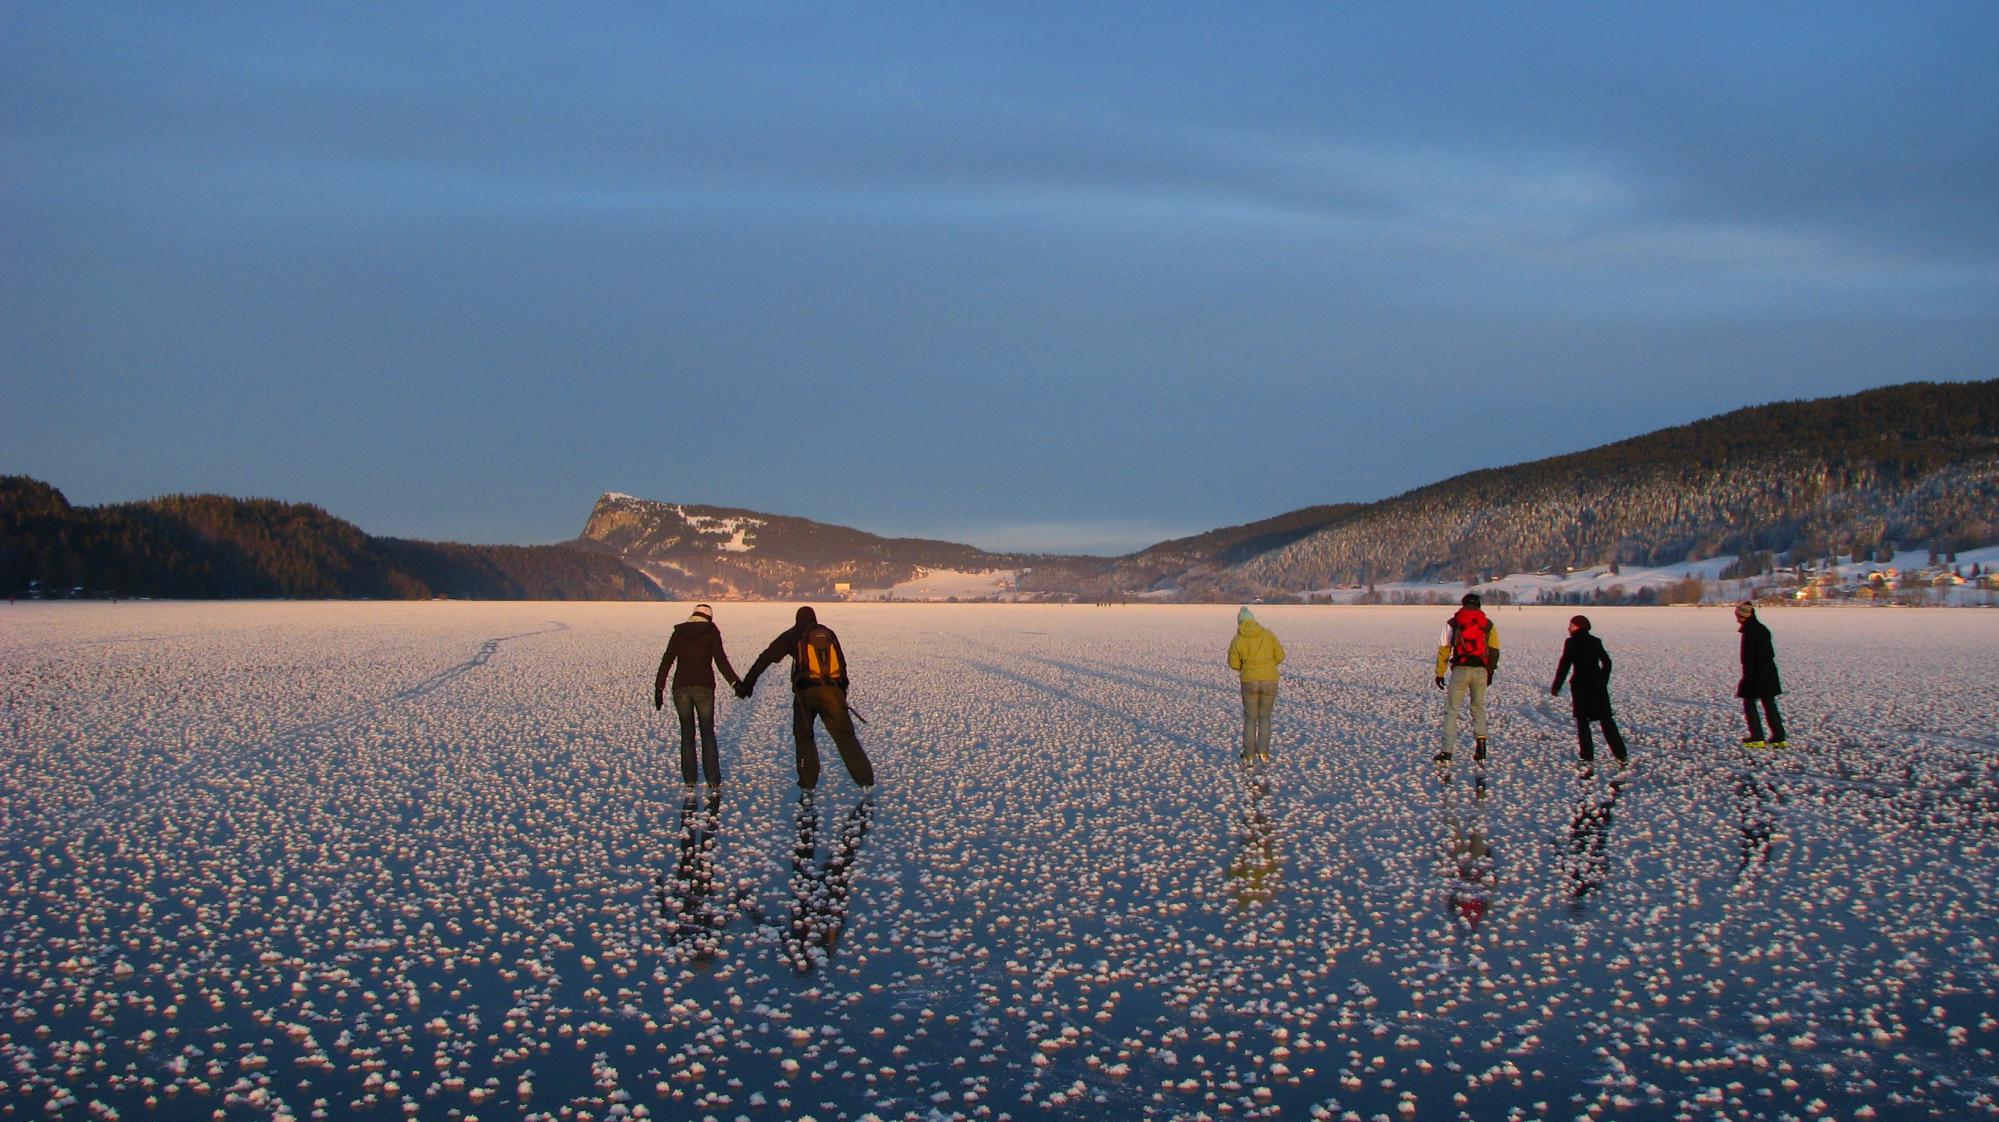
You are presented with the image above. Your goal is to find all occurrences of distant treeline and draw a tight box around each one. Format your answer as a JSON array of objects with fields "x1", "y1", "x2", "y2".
[{"x1": 0, "y1": 477, "x2": 664, "y2": 601}]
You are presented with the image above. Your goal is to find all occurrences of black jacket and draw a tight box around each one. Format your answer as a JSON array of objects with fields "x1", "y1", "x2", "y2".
[
  {"x1": 654, "y1": 619, "x2": 741, "y2": 698},
  {"x1": 744, "y1": 606, "x2": 851, "y2": 693},
  {"x1": 1737, "y1": 616, "x2": 1783, "y2": 699},
  {"x1": 1552, "y1": 632, "x2": 1615, "y2": 720}
]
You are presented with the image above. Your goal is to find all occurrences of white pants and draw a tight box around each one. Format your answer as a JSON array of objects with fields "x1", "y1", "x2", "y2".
[{"x1": 1442, "y1": 665, "x2": 1488, "y2": 755}]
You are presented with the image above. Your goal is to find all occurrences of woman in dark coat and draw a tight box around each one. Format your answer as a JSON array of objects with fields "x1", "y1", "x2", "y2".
[
  {"x1": 1551, "y1": 615, "x2": 1628, "y2": 763},
  {"x1": 1734, "y1": 602, "x2": 1787, "y2": 747}
]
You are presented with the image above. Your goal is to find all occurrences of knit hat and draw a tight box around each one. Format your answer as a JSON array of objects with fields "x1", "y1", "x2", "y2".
[
  {"x1": 1237, "y1": 606, "x2": 1256, "y2": 624},
  {"x1": 690, "y1": 603, "x2": 713, "y2": 622}
]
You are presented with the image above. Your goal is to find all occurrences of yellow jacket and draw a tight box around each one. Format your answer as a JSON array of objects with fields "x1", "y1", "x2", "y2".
[{"x1": 1228, "y1": 620, "x2": 1286, "y2": 682}]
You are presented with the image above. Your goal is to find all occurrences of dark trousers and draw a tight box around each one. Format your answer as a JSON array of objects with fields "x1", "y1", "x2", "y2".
[
  {"x1": 1574, "y1": 711, "x2": 1627, "y2": 761},
  {"x1": 671, "y1": 686, "x2": 721, "y2": 785},
  {"x1": 1743, "y1": 696, "x2": 1786, "y2": 742},
  {"x1": 793, "y1": 686, "x2": 874, "y2": 789}
]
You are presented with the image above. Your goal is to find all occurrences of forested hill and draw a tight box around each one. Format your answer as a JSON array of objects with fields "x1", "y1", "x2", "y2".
[
  {"x1": 1233, "y1": 379, "x2": 1999, "y2": 592},
  {"x1": 575, "y1": 493, "x2": 1111, "y2": 599},
  {"x1": 0, "y1": 478, "x2": 665, "y2": 600},
  {"x1": 1104, "y1": 504, "x2": 1364, "y2": 599}
]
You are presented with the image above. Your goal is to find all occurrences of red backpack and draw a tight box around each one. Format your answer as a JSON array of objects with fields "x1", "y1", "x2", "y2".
[{"x1": 1450, "y1": 609, "x2": 1491, "y2": 664}]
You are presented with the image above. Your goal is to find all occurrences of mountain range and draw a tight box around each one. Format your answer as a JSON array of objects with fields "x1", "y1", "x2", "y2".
[{"x1": 7, "y1": 379, "x2": 1995, "y2": 601}]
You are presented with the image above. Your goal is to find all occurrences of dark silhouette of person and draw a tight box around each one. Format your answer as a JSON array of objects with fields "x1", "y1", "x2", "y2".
[
  {"x1": 784, "y1": 790, "x2": 875, "y2": 972},
  {"x1": 1734, "y1": 602, "x2": 1788, "y2": 747},
  {"x1": 1551, "y1": 615, "x2": 1629, "y2": 765},
  {"x1": 653, "y1": 604, "x2": 743, "y2": 786},
  {"x1": 739, "y1": 606, "x2": 875, "y2": 790}
]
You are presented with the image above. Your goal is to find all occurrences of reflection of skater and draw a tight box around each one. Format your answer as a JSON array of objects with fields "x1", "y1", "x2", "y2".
[
  {"x1": 1226, "y1": 607, "x2": 1286, "y2": 764},
  {"x1": 1225, "y1": 772, "x2": 1280, "y2": 907},
  {"x1": 1566, "y1": 772, "x2": 1628, "y2": 912},
  {"x1": 786, "y1": 791, "x2": 875, "y2": 971},
  {"x1": 1731, "y1": 767, "x2": 1783, "y2": 887},
  {"x1": 1734, "y1": 602, "x2": 1787, "y2": 748},
  {"x1": 1550, "y1": 615, "x2": 1628, "y2": 765},
  {"x1": 656, "y1": 789, "x2": 752, "y2": 958},
  {"x1": 1441, "y1": 777, "x2": 1494, "y2": 929},
  {"x1": 1434, "y1": 594, "x2": 1499, "y2": 764},
  {"x1": 740, "y1": 607, "x2": 876, "y2": 790},
  {"x1": 653, "y1": 604, "x2": 743, "y2": 786}
]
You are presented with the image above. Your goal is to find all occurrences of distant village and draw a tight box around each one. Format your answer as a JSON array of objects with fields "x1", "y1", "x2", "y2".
[{"x1": 1301, "y1": 550, "x2": 1999, "y2": 609}]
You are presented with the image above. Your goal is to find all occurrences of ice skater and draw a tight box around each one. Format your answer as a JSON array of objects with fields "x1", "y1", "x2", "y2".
[
  {"x1": 1226, "y1": 606, "x2": 1286, "y2": 763},
  {"x1": 1550, "y1": 614, "x2": 1628, "y2": 765},
  {"x1": 1434, "y1": 593, "x2": 1500, "y2": 764},
  {"x1": 653, "y1": 603, "x2": 744, "y2": 786},
  {"x1": 739, "y1": 606, "x2": 876, "y2": 790},
  {"x1": 1734, "y1": 601, "x2": 1787, "y2": 748}
]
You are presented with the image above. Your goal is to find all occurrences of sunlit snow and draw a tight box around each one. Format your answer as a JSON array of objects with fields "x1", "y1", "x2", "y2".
[{"x1": 3, "y1": 601, "x2": 1995, "y2": 1121}]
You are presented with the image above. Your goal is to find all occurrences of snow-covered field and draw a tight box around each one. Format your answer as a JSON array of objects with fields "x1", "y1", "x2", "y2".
[
  {"x1": 851, "y1": 568, "x2": 1022, "y2": 601},
  {"x1": 4, "y1": 602, "x2": 1996, "y2": 1122}
]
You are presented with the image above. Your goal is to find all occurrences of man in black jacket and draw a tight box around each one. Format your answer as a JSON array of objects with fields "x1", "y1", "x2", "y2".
[
  {"x1": 1551, "y1": 615, "x2": 1628, "y2": 764},
  {"x1": 739, "y1": 606, "x2": 876, "y2": 791},
  {"x1": 1734, "y1": 602, "x2": 1787, "y2": 748},
  {"x1": 654, "y1": 604, "x2": 743, "y2": 786}
]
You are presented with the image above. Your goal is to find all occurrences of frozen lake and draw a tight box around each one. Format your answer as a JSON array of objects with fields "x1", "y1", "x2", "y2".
[{"x1": 3, "y1": 601, "x2": 1996, "y2": 1122}]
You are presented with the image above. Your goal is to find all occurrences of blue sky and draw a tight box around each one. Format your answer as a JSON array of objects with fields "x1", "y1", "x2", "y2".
[{"x1": 6, "y1": 3, "x2": 1995, "y2": 554}]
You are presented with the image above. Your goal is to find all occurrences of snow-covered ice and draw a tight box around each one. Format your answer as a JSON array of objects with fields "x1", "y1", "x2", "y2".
[{"x1": 3, "y1": 601, "x2": 1996, "y2": 1121}]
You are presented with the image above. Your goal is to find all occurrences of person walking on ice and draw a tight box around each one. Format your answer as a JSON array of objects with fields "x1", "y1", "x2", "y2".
[
  {"x1": 1550, "y1": 614, "x2": 1628, "y2": 766},
  {"x1": 1227, "y1": 606, "x2": 1286, "y2": 764},
  {"x1": 1734, "y1": 601, "x2": 1787, "y2": 748},
  {"x1": 1434, "y1": 593, "x2": 1499, "y2": 764},
  {"x1": 739, "y1": 606, "x2": 877, "y2": 791},
  {"x1": 653, "y1": 603, "x2": 744, "y2": 787}
]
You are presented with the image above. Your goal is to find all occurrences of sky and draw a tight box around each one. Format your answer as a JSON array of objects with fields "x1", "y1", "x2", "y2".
[{"x1": 5, "y1": 3, "x2": 1996, "y2": 555}]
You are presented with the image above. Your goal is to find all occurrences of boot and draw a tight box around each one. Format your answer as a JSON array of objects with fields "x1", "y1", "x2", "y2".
[{"x1": 1473, "y1": 737, "x2": 1487, "y2": 762}]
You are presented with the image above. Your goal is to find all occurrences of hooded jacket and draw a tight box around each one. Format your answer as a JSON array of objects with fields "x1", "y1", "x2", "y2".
[
  {"x1": 1552, "y1": 631, "x2": 1614, "y2": 719},
  {"x1": 654, "y1": 614, "x2": 741, "y2": 697},
  {"x1": 1227, "y1": 616, "x2": 1286, "y2": 683},
  {"x1": 744, "y1": 606, "x2": 852, "y2": 693}
]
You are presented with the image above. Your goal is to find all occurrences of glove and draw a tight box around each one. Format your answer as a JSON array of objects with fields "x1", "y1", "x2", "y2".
[
  {"x1": 1548, "y1": 684, "x2": 1559, "y2": 697},
  {"x1": 653, "y1": 693, "x2": 663, "y2": 710},
  {"x1": 1486, "y1": 669, "x2": 1495, "y2": 686},
  {"x1": 1434, "y1": 676, "x2": 1446, "y2": 690},
  {"x1": 734, "y1": 680, "x2": 753, "y2": 699}
]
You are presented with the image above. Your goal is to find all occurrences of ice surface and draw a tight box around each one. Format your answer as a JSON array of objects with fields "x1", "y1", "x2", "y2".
[{"x1": 2, "y1": 601, "x2": 1996, "y2": 1121}]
